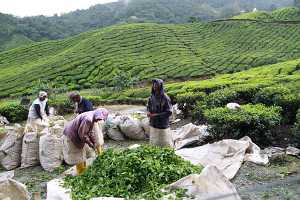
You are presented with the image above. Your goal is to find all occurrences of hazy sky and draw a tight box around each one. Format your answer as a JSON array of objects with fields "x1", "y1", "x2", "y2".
[{"x1": 0, "y1": 0, "x2": 118, "y2": 17}]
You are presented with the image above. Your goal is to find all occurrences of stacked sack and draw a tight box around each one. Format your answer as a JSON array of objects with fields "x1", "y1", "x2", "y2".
[
  {"x1": 20, "y1": 117, "x2": 51, "y2": 168},
  {"x1": 20, "y1": 127, "x2": 42, "y2": 168},
  {"x1": 103, "y1": 113, "x2": 150, "y2": 141},
  {"x1": 0, "y1": 115, "x2": 68, "y2": 172},
  {"x1": 0, "y1": 124, "x2": 24, "y2": 170},
  {"x1": 104, "y1": 115, "x2": 126, "y2": 141},
  {"x1": 39, "y1": 124, "x2": 64, "y2": 172}
]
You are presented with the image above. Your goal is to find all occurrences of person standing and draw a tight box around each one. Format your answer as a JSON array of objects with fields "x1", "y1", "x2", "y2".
[
  {"x1": 69, "y1": 92, "x2": 93, "y2": 114},
  {"x1": 147, "y1": 79, "x2": 173, "y2": 147},
  {"x1": 63, "y1": 108, "x2": 109, "y2": 175},
  {"x1": 27, "y1": 91, "x2": 49, "y2": 130}
]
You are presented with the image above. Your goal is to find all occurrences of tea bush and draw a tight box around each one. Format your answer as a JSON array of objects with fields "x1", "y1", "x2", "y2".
[
  {"x1": 48, "y1": 97, "x2": 73, "y2": 115},
  {"x1": 293, "y1": 109, "x2": 300, "y2": 148},
  {"x1": 254, "y1": 86, "x2": 300, "y2": 123},
  {"x1": 204, "y1": 88, "x2": 239, "y2": 108},
  {"x1": 176, "y1": 92, "x2": 206, "y2": 117},
  {"x1": 0, "y1": 102, "x2": 28, "y2": 123},
  {"x1": 204, "y1": 104, "x2": 282, "y2": 145}
]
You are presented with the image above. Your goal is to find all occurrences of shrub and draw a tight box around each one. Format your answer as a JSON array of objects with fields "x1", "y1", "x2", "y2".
[
  {"x1": 0, "y1": 102, "x2": 28, "y2": 123},
  {"x1": 254, "y1": 86, "x2": 300, "y2": 124},
  {"x1": 111, "y1": 71, "x2": 139, "y2": 91},
  {"x1": 191, "y1": 101, "x2": 209, "y2": 122},
  {"x1": 254, "y1": 86, "x2": 291, "y2": 105},
  {"x1": 48, "y1": 98, "x2": 73, "y2": 115},
  {"x1": 293, "y1": 109, "x2": 300, "y2": 148},
  {"x1": 231, "y1": 84, "x2": 261, "y2": 103},
  {"x1": 204, "y1": 88, "x2": 239, "y2": 108},
  {"x1": 176, "y1": 92, "x2": 206, "y2": 117},
  {"x1": 204, "y1": 104, "x2": 282, "y2": 145}
]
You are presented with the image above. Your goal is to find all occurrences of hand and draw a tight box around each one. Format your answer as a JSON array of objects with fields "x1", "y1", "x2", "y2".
[
  {"x1": 95, "y1": 145, "x2": 103, "y2": 155},
  {"x1": 148, "y1": 113, "x2": 158, "y2": 118}
]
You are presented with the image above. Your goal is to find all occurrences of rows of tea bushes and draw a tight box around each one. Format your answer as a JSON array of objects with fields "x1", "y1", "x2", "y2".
[
  {"x1": 1, "y1": 19, "x2": 300, "y2": 97},
  {"x1": 173, "y1": 60, "x2": 300, "y2": 145},
  {"x1": 1, "y1": 55, "x2": 299, "y2": 146},
  {"x1": 233, "y1": 7, "x2": 300, "y2": 21}
]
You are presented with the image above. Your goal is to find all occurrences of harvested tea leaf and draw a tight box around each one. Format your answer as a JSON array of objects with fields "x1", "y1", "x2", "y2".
[{"x1": 63, "y1": 145, "x2": 202, "y2": 200}]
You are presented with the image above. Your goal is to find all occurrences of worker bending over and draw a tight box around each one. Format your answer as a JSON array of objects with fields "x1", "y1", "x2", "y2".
[
  {"x1": 63, "y1": 108, "x2": 108, "y2": 175},
  {"x1": 69, "y1": 92, "x2": 93, "y2": 114}
]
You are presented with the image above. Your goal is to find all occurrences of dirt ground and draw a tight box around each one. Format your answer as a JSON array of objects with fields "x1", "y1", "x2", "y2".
[{"x1": 0, "y1": 105, "x2": 299, "y2": 200}]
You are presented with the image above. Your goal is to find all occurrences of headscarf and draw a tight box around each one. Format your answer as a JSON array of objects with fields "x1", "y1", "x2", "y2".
[
  {"x1": 68, "y1": 91, "x2": 80, "y2": 99},
  {"x1": 151, "y1": 79, "x2": 165, "y2": 97},
  {"x1": 93, "y1": 108, "x2": 109, "y2": 121},
  {"x1": 39, "y1": 91, "x2": 47, "y2": 98}
]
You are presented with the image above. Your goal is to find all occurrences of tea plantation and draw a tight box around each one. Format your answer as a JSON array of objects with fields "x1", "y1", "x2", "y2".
[
  {"x1": 233, "y1": 7, "x2": 300, "y2": 21},
  {"x1": 1, "y1": 19, "x2": 300, "y2": 98},
  {"x1": 1, "y1": 41, "x2": 300, "y2": 146}
]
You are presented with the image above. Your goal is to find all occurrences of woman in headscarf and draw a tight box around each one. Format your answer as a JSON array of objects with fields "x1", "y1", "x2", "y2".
[
  {"x1": 63, "y1": 108, "x2": 109, "y2": 175},
  {"x1": 147, "y1": 79, "x2": 173, "y2": 147},
  {"x1": 27, "y1": 91, "x2": 49, "y2": 131}
]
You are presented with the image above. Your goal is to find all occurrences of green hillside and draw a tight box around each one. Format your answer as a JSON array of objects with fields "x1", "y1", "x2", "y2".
[
  {"x1": 0, "y1": 0, "x2": 294, "y2": 51},
  {"x1": 0, "y1": 13, "x2": 33, "y2": 51},
  {"x1": 233, "y1": 7, "x2": 300, "y2": 21},
  {"x1": 1, "y1": 20, "x2": 300, "y2": 98},
  {"x1": 91, "y1": 57, "x2": 300, "y2": 102}
]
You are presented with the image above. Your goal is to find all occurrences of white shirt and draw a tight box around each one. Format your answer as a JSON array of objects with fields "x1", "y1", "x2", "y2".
[{"x1": 28, "y1": 98, "x2": 48, "y2": 119}]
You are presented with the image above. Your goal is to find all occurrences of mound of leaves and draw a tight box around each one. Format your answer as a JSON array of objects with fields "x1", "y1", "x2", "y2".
[{"x1": 63, "y1": 145, "x2": 202, "y2": 200}]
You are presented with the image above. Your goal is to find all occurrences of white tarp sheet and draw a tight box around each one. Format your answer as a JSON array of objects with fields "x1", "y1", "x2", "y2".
[
  {"x1": 176, "y1": 136, "x2": 269, "y2": 180},
  {"x1": 0, "y1": 171, "x2": 30, "y2": 200},
  {"x1": 172, "y1": 123, "x2": 209, "y2": 150},
  {"x1": 168, "y1": 165, "x2": 241, "y2": 200}
]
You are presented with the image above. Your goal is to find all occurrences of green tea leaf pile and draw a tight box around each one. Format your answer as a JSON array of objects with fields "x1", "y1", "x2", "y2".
[{"x1": 63, "y1": 145, "x2": 202, "y2": 200}]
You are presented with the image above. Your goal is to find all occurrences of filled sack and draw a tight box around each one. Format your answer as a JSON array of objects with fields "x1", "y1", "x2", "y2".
[
  {"x1": 39, "y1": 126, "x2": 63, "y2": 172},
  {"x1": 21, "y1": 131, "x2": 40, "y2": 168},
  {"x1": 119, "y1": 117, "x2": 146, "y2": 140},
  {"x1": 0, "y1": 125, "x2": 24, "y2": 170}
]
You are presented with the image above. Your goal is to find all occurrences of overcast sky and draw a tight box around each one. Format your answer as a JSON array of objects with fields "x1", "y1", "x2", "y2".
[{"x1": 0, "y1": 0, "x2": 118, "y2": 17}]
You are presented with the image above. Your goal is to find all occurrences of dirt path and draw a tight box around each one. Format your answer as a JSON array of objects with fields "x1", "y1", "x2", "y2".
[{"x1": 233, "y1": 156, "x2": 300, "y2": 200}]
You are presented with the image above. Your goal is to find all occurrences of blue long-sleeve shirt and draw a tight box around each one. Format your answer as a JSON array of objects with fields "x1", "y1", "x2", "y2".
[{"x1": 77, "y1": 97, "x2": 93, "y2": 114}]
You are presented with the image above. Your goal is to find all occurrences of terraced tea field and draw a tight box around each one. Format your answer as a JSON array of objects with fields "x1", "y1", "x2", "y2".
[
  {"x1": 233, "y1": 7, "x2": 300, "y2": 21},
  {"x1": 1, "y1": 19, "x2": 300, "y2": 97}
]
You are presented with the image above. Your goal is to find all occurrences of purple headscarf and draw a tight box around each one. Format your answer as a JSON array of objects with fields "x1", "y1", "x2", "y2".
[{"x1": 93, "y1": 108, "x2": 109, "y2": 121}]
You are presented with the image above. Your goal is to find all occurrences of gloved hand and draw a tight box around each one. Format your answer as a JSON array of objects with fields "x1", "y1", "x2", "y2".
[
  {"x1": 76, "y1": 161, "x2": 86, "y2": 175},
  {"x1": 95, "y1": 145, "x2": 104, "y2": 155}
]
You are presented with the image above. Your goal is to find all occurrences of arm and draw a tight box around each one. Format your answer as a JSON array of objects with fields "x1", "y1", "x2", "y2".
[
  {"x1": 74, "y1": 102, "x2": 79, "y2": 114},
  {"x1": 152, "y1": 97, "x2": 172, "y2": 118},
  {"x1": 45, "y1": 102, "x2": 50, "y2": 116},
  {"x1": 78, "y1": 120, "x2": 96, "y2": 148},
  {"x1": 147, "y1": 97, "x2": 151, "y2": 112},
  {"x1": 34, "y1": 104, "x2": 43, "y2": 120},
  {"x1": 147, "y1": 98, "x2": 153, "y2": 117}
]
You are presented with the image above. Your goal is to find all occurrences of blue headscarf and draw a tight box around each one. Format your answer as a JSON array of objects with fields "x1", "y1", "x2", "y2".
[{"x1": 151, "y1": 79, "x2": 165, "y2": 97}]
